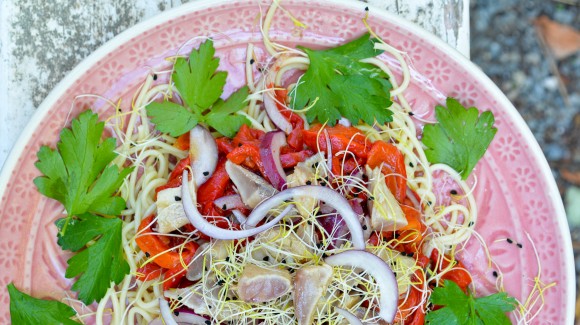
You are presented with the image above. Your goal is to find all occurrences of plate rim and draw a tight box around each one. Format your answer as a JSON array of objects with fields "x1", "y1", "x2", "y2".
[{"x1": 0, "y1": 0, "x2": 573, "y2": 322}]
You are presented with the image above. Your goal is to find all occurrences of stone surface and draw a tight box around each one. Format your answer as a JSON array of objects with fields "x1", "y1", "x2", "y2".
[{"x1": 0, "y1": 0, "x2": 468, "y2": 168}]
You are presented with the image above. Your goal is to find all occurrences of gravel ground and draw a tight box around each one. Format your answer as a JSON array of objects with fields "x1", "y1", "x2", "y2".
[{"x1": 470, "y1": 0, "x2": 580, "y2": 316}]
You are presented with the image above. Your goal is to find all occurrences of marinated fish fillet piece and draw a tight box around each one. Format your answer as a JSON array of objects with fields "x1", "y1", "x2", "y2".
[
  {"x1": 293, "y1": 264, "x2": 333, "y2": 325},
  {"x1": 236, "y1": 264, "x2": 292, "y2": 303}
]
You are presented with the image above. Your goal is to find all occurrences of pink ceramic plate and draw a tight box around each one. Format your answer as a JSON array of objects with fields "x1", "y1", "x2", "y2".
[{"x1": 0, "y1": 0, "x2": 573, "y2": 323}]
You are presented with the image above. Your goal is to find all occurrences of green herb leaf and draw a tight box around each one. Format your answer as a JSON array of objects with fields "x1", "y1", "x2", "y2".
[
  {"x1": 58, "y1": 214, "x2": 129, "y2": 305},
  {"x1": 291, "y1": 33, "x2": 393, "y2": 126},
  {"x1": 33, "y1": 110, "x2": 132, "y2": 305},
  {"x1": 34, "y1": 110, "x2": 132, "y2": 219},
  {"x1": 205, "y1": 86, "x2": 251, "y2": 138},
  {"x1": 8, "y1": 283, "x2": 81, "y2": 325},
  {"x1": 426, "y1": 280, "x2": 517, "y2": 325},
  {"x1": 146, "y1": 40, "x2": 249, "y2": 138},
  {"x1": 422, "y1": 98, "x2": 497, "y2": 180},
  {"x1": 146, "y1": 101, "x2": 198, "y2": 137},
  {"x1": 173, "y1": 39, "x2": 227, "y2": 113}
]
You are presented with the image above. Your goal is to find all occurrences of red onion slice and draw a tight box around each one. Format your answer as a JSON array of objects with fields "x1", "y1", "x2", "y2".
[
  {"x1": 260, "y1": 131, "x2": 287, "y2": 190},
  {"x1": 182, "y1": 170, "x2": 290, "y2": 240},
  {"x1": 190, "y1": 125, "x2": 218, "y2": 186},
  {"x1": 245, "y1": 185, "x2": 365, "y2": 249},
  {"x1": 214, "y1": 194, "x2": 246, "y2": 211},
  {"x1": 232, "y1": 209, "x2": 248, "y2": 225},
  {"x1": 263, "y1": 90, "x2": 293, "y2": 134},
  {"x1": 155, "y1": 299, "x2": 209, "y2": 325},
  {"x1": 158, "y1": 298, "x2": 178, "y2": 325},
  {"x1": 334, "y1": 307, "x2": 363, "y2": 325},
  {"x1": 325, "y1": 250, "x2": 398, "y2": 323}
]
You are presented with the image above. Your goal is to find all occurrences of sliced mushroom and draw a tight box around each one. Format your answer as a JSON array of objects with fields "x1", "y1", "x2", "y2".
[
  {"x1": 293, "y1": 264, "x2": 333, "y2": 325},
  {"x1": 365, "y1": 166, "x2": 407, "y2": 232},
  {"x1": 236, "y1": 264, "x2": 292, "y2": 303},
  {"x1": 156, "y1": 186, "x2": 190, "y2": 233},
  {"x1": 225, "y1": 160, "x2": 278, "y2": 208},
  {"x1": 286, "y1": 153, "x2": 327, "y2": 218}
]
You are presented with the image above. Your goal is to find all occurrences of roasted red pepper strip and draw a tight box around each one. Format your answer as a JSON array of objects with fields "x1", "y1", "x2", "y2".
[
  {"x1": 154, "y1": 156, "x2": 191, "y2": 197},
  {"x1": 302, "y1": 124, "x2": 369, "y2": 159},
  {"x1": 216, "y1": 137, "x2": 235, "y2": 155},
  {"x1": 232, "y1": 124, "x2": 264, "y2": 147},
  {"x1": 394, "y1": 285, "x2": 423, "y2": 323},
  {"x1": 162, "y1": 247, "x2": 197, "y2": 290},
  {"x1": 367, "y1": 140, "x2": 407, "y2": 202},
  {"x1": 280, "y1": 149, "x2": 314, "y2": 169},
  {"x1": 136, "y1": 263, "x2": 163, "y2": 282},
  {"x1": 197, "y1": 158, "x2": 231, "y2": 215},
  {"x1": 173, "y1": 132, "x2": 190, "y2": 150},
  {"x1": 398, "y1": 205, "x2": 425, "y2": 241},
  {"x1": 135, "y1": 215, "x2": 197, "y2": 269},
  {"x1": 431, "y1": 250, "x2": 472, "y2": 291},
  {"x1": 226, "y1": 144, "x2": 265, "y2": 174}
]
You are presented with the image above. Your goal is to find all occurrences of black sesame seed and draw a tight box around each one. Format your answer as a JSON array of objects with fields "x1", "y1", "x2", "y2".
[
  {"x1": 306, "y1": 180, "x2": 312, "y2": 185},
  {"x1": 517, "y1": 243, "x2": 523, "y2": 248},
  {"x1": 177, "y1": 296, "x2": 182, "y2": 300},
  {"x1": 117, "y1": 108, "x2": 122, "y2": 112},
  {"x1": 281, "y1": 259, "x2": 286, "y2": 264},
  {"x1": 225, "y1": 257, "x2": 230, "y2": 262},
  {"x1": 409, "y1": 162, "x2": 414, "y2": 167},
  {"x1": 145, "y1": 252, "x2": 150, "y2": 257},
  {"x1": 450, "y1": 189, "x2": 458, "y2": 195},
  {"x1": 364, "y1": 6, "x2": 369, "y2": 11},
  {"x1": 427, "y1": 201, "x2": 432, "y2": 206},
  {"x1": 492, "y1": 271, "x2": 498, "y2": 277},
  {"x1": 468, "y1": 221, "x2": 474, "y2": 227},
  {"x1": 205, "y1": 321, "x2": 211, "y2": 325},
  {"x1": 222, "y1": 204, "x2": 227, "y2": 210},
  {"x1": 153, "y1": 74, "x2": 158, "y2": 80},
  {"x1": 408, "y1": 111, "x2": 414, "y2": 116},
  {"x1": 307, "y1": 220, "x2": 312, "y2": 225},
  {"x1": 263, "y1": 256, "x2": 270, "y2": 262},
  {"x1": 362, "y1": 225, "x2": 367, "y2": 230},
  {"x1": 174, "y1": 311, "x2": 179, "y2": 316},
  {"x1": 175, "y1": 196, "x2": 182, "y2": 201},
  {"x1": 507, "y1": 238, "x2": 513, "y2": 244},
  {"x1": 203, "y1": 171, "x2": 210, "y2": 176},
  {"x1": 369, "y1": 196, "x2": 375, "y2": 201},
  {"x1": 250, "y1": 58, "x2": 255, "y2": 64}
]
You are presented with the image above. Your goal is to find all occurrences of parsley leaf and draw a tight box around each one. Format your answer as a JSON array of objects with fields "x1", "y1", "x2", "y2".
[
  {"x1": 422, "y1": 98, "x2": 497, "y2": 180},
  {"x1": 146, "y1": 101, "x2": 198, "y2": 137},
  {"x1": 173, "y1": 39, "x2": 227, "y2": 113},
  {"x1": 8, "y1": 283, "x2": 81, "y2": 325},
  {"x1": 58, "y1": 214, "x2": 129, "y2": 305},
  {"x1": 33, "y1": 110, "x2": 132, "y2": 305},
  {"x1": 146, "y1": 39, "x2": 249, "y2": 138},
  {"x1": 426, "y1": 280, "x2": 517, "y2": 325},
  {"x1": 34, "y1": 110, "x2": 133, "y2": 220},
  {"x1": 291, "y1": 33, "x2": 393, "y2": 126},
  {"x1": 205, "y1": 86, "x2": 250, "y2": 138}
]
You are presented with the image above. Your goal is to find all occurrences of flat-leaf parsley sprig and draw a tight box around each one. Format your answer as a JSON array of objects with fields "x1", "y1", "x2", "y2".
[
  {"x1": 146, "y1": 39, "x2": 250, "y2": 138},
  {"x1": 291, "y1": 33, "x2": 394, "y2": 126},
  {"x1": 422, "y1": 98, "x2": 497, "y2": 180},
  {"x1": 426, "y1": 280, "x2": 517, "y2": 324},
  {"x1": 33, "y1": 110, "x2": 133, "y2": 305}
]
